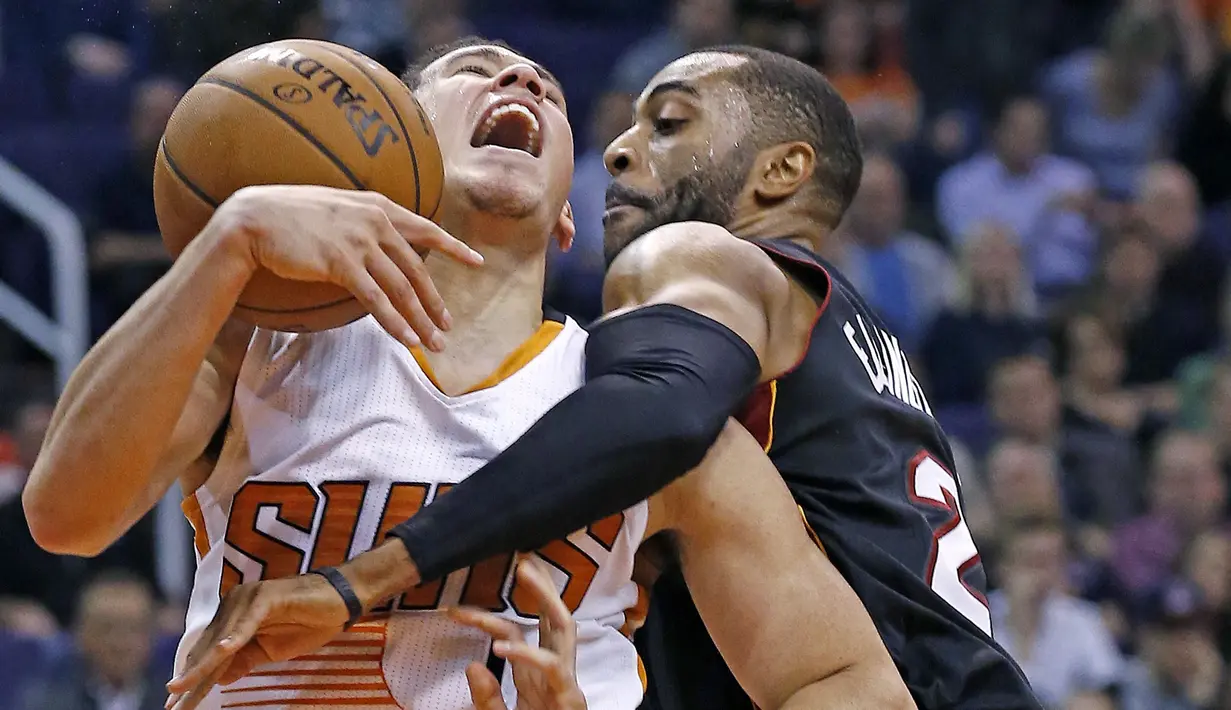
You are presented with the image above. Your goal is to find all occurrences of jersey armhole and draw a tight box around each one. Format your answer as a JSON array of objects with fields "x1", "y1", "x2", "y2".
[{"x1": 203, "y1": 410, "x2": 231, "y2": 462}]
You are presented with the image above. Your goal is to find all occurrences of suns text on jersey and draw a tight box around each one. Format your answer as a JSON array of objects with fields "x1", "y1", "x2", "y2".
[{"x1": 842, "y1": 314, "x2": 932, "y2": 416}]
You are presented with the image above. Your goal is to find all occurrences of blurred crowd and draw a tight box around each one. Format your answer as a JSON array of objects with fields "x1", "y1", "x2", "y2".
[{"x1": 5, "y1": 0, "x2": 1231, "y2": 708}]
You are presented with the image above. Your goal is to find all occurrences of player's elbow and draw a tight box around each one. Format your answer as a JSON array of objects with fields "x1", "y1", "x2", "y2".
[
  {"x1": 672, "y1": 407, "x2": 721, "y2": 450},
  {"x1": 779, "y1": 661, "x2": 916, "y2": 710},
  {"x1": 864, "y1": 668, "x2": 917, "y2": 710},
  {"x1": 832, "y1": 662, "x2": 917, "y2": 710},
  {"x1": 657, "y1": 406, "x2": 724, "y2": 471},
  {"x1": 22, "y1": 471, "x2": 110, "y2": 557}
]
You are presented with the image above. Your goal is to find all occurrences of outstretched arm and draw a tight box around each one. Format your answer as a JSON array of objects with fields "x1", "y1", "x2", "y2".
[
  {"x1": 23, "y1": 219, "x2": 254, "y2": 556},
  {"x1": 25, "y1": 186, "x2": 479, "y2": 557},
  {"x1": 384, "y1": 222, "x2": 797, "y2": 586},
  {"x1": 648, "y1": 421, "x2": 915, "y2": 710}
]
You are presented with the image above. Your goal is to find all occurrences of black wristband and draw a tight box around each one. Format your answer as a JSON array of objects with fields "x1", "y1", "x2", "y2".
[{"x1": 310, "y1": 566, "x2": 363, "y2": 630}]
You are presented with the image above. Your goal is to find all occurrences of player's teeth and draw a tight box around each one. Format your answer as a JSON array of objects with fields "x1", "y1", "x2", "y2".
[{"x1": 476, "y1": 103, "x2": 542, "y2": 154}]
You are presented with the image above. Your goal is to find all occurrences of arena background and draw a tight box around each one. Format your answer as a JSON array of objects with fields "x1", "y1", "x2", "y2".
[{"x1": 2, "y1": 0, "x2": 1230, "y2": 708}]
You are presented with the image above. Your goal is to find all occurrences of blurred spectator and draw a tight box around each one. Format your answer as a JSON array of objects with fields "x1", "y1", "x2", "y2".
[
  {"x1": 1182, "y1": 530, "x2": 1231, "y2": 656},
  {"x1": 1079, "y1": 233, "x2": 1160, "y2": 347},
  {"x1": 991, "y1": 518, "x2": 1122, "y2": 709},
  {"x1": 838, "y1": 154, "x2": 954, "y2": 352},
  {"x1": 0, "y1": 399, "x2": 52, "y2": 506},
  {"x1": 950, "y1": 439, "x2": 996, "y2": 546},
  {"x1": 901, "y1": 0, "x2": 1100, "y2": 200},
  {"x1": 1201, "y1": 363, "x2": 1231, "y2": 476},
  {"x1": 610, "y1": 0, "x2": 735, "y2": 94},
  {"x1": 0, "y1": 398, "x2": 84, "y2": 625},
  {"x1": 21, "y1": 573, "x2": 163, "y2": 710},
  {"x1": 1060, "y1": 312, "x2": 1152, "y2": 436},
  {"x1": 989, "y1": 355, "x2": 1139, "y2": 529},
  {"x1": 152, "y1": 0, "x2": 322, "y2": 79},
  {"x1": 1119, "y1": 163, "x2": 1228, "y2": 387},
  {"x1": 1041, "y1": 7, "x2": 1181, "y2": 200},
  {"x1": 1177, "y1": 53, "x2": 1231, "y2": 205},
  {"x1": 905, "y1": 0, "x2": 1063, "y2": 124},
  {"x1": 921, "y1": 226, "x2": 1045, "y2": 407},
  {"x1": 1054, "y1": 312, "x2": 1151, "y2": 529},
  {"x1": 549, "y1": 90, "x2": 633, "y2": 323},
  {"x1": 321, "y1": 0, "x2": 408, "y2": 66},
  {"x1": 815, "y1": 2, "x2": 918, "y2": 148},
  {"x1": 59, "y1": 0, "x2": 153, "y2": 83},
  {"x1": 1113, "y1": 430, "x2": 1226, "y2": 599},
  {"x1": 1167, "y1": 0, "x2": 1218, "y2": 86},
  {"x1": 1198, "y1": 0, "x2": 1231, "y2": 48},
  {"x1": 986, "y1": 439, "x2": 1064, "y2": 526},
  {"x1": 736, "y1": 0, "x2": 815, "y2": 62},
  {"x1": 401, "y1": 0, "x2": 473, "y2": 71},
  {"x1": 1121, "y1": 580, "x2": 1226, "y2": 710},
  {"x1": 89, "y1": 77, "x2": 184, "y2": 334},
  {"x1": 936, "y1": 95, "x2": 1098, "y2": 300},
  {"x1": 1175, "y1": 279, "x2": 1231, "y2": 431},
  {"x1": 0, "y1": 598, "x2": 58, "y2": 638}
]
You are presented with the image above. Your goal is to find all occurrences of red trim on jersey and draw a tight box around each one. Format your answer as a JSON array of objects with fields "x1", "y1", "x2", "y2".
[
  {"x1": 753, "y1": 242, "x2": 832, "y2": 378},
  {"x1": 905, "y1": 450, "x2": 989, "y2": 609},
  {"x1": 736, "y1": 382, "x2": 775, "y2": 450}
]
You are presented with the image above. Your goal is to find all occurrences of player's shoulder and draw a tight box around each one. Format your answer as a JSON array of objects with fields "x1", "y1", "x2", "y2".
[
  {"x1": 603, "y1": 222, "x2": 789, "y2": 309},
  {"x1": 611, "y1": 221, "x2": 773, "y2": 270}
]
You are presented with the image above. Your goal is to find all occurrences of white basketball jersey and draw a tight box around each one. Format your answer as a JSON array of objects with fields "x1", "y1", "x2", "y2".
[{"x1": 177, "y1": 315, "x2": 648, "y2": 710}]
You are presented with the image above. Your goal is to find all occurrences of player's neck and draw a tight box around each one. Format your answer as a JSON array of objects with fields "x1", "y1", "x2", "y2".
[
  {"x1": 418, "y1": 221, "x2": 551, "y2": 394},
  {"x1": 727, "y1": 206, "x2": 827, "y2": 254}
]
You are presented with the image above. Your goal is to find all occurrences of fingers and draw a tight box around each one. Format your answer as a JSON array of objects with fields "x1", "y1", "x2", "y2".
[
  {"x1": 448, "y1": 607, "x2": 527, "y2": 645},
  {"x1": 168, "y1": 657, "x2": 232, "y2": 710},
  {"x1": 333, "y1": 260, "x2": 420, "y2": 351},
  {"x1": 466, "y1": 662, "x2": 509, "y2": 710},
  {"x1": 378, "y1": 233, "x2": 451, "y2": 336},
  {"x1": 489, "y1": 642, "x2": 576, "y2": 695},
  {"x1": 517, "y1": 559, "x2": 577, "y2": 663},
  {"x1": 364, "y1": 250, "x2": 442, "y2": 351},
  {"x1": 372, "y1": 195, "x2": 484, "y2": 268},
  {"x1": 217, "y1": 642, "x2": 273, "y2": 686},
  {"x1": 167, "y1": 585, "x2": 264, "y2": 695}
]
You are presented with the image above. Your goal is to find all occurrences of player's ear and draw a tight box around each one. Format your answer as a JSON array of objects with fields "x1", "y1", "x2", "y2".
[
  {"x1": 553, "y1": 200, "x2": 576, "y2": 252},
  {"x1": 751, "y1": 142, "x2": 816, "y2": 201}
]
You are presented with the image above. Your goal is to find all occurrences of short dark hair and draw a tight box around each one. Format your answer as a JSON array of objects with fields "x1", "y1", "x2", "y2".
[
  {"x1": 989, "y1": 93, "x2": 1044, "y2": 129},
  {"x1": 402, "y1": 35, "x2": 517, "y2": 92},
  {"x1": 703, "y1": 45, "x2": 863, "y2": 229},
  {"x1": 75, "y1": 570, "x2": 155, "y2": 624}
]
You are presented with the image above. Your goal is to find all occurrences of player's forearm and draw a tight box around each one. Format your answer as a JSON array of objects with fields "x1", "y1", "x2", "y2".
[
  {"x1": 386, "y1": 305, "x2": 760, "y2": 583},
  {"x1": 24, "y1": 217, "x2": 256, "y2": 555},
  {"x1": 341, "y1": 539, "x2": 421, "y2": 612}
]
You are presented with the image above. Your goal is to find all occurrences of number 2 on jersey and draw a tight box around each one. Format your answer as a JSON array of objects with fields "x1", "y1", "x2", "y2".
[{"x1": 908, "y1": 453, "x2": 991, "y2": 635}]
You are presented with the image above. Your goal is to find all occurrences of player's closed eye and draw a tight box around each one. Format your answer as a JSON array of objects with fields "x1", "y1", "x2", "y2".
[{"x1": 652, "y1": 117, "x2": 687, "y2": 136}]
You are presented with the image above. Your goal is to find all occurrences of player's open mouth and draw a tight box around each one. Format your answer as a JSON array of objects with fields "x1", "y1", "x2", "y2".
[{"x1": 471, "y1": 100, "x2": 543, "y2": 157}]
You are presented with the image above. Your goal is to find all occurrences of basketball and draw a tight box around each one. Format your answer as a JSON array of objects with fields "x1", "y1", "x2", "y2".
[{"x1": 154, "y1": 39, "x2": 445, "y2": 332}]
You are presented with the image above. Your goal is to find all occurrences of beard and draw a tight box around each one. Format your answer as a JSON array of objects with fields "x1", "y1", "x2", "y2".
[{"x1": 602, "y1": 152, "x2": 751, "y2": 265}]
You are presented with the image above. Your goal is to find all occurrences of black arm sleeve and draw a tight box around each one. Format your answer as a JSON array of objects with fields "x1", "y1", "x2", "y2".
[{"x1": 387, "y1": 304, "x2": 761, "y2": 583}]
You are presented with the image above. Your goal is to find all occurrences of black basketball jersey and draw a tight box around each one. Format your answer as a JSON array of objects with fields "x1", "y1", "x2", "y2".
[{"x1": 636, "y1": 238, "x2": 1041, "y2": 710}]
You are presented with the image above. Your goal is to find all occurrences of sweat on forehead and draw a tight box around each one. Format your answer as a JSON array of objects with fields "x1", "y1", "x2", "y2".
[{"x1": 645, "y1": 52, "x2": 750, "y2": 94}]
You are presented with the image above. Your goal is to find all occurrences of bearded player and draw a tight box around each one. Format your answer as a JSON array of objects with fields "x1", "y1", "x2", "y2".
[
  {"x1": 26, "y1": 39, "x2": 910, "y2": 710},
  {"x1": 174, "y1": 46, "x2": 1045, "y2": 708}
]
